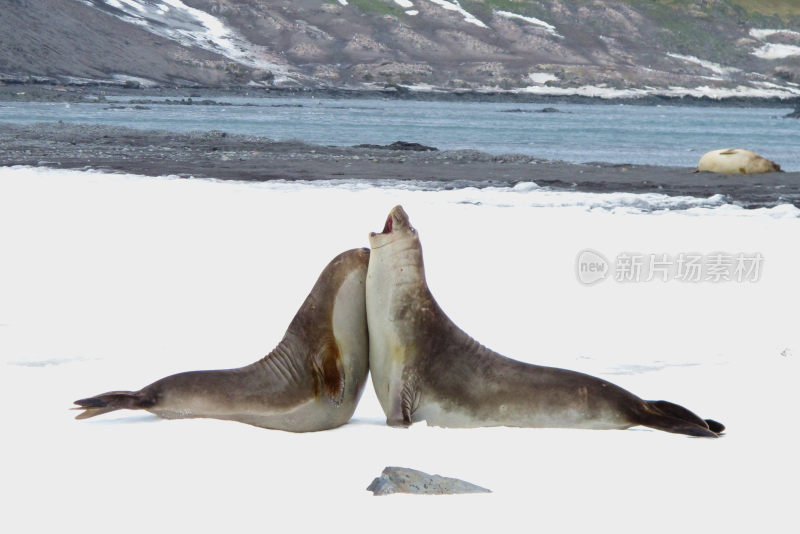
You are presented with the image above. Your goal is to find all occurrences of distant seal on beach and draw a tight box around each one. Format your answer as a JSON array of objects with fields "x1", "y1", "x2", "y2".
[
  {"x1": 74, "y1": 248, "x2": 370, "y2": 432},
  {"x1": 366, "y1": 206, "x2": 724, "y2": 437},
  {"x1": 697, "y1": 148, "x2": 781, "y2": 174}
]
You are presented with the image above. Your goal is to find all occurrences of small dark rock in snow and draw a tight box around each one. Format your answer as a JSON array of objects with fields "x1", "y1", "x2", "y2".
[{"x1": 367, "y1": 467, "x2": 491, "y2": 496}]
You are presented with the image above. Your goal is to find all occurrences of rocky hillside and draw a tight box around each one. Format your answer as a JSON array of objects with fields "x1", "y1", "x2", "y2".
[{"x1": 2, "y1": 0, "x2": 800, "y2": 97}]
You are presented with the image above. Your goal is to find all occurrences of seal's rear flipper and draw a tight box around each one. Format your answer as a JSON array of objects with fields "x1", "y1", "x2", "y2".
[
  {"x1": 638, "y1": 400, "x2": 723, "y2": 438},
  {"x1": 73, "y1": 391, "x2": 152, "y2": 420},
  {"x1": 704, "y1": 419, "x2": 725, "y2": 434},
  {"x1": 641, "y1": 417, "x2": 720, "y2": 438}
]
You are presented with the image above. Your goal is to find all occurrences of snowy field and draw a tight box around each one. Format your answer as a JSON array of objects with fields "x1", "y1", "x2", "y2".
[{"x1": 1, "y1": 166, "x2": 798, "y2": 532}]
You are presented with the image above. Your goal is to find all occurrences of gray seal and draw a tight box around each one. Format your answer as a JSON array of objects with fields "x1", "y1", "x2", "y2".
[
  {"x1": 366, "y1": 206, "x2": 724, "y2": 437},
  {"x1": 74, "y1": 248, "x2": 370, "y2": 432}
]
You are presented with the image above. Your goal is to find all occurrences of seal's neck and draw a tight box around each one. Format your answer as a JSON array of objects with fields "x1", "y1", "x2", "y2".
[{"x1": 372, "y1": 236, "x2": 426, "y2": 290}]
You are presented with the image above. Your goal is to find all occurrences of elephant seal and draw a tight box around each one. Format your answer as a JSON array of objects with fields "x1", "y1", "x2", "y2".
[
  {"x1": 697, "y1": 148, "x2": 781, "y2": 174},
  {"x1": 74, "y1": 248, "x2": 370, "y2": 432},
  {"x1": 366, "y1": 206, "x2": 724, "y2": 437}
]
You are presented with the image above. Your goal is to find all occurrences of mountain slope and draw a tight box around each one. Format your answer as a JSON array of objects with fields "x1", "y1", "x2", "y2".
[
  {"x1": 2, "y1": 0, "x2": 799, "y2": 97},
  {"x1": 0, "y1": 0, "x2": 275, "y2": 86}
]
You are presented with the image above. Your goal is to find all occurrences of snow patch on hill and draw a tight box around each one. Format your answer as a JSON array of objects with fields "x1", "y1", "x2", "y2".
[
  {"x1": 428, "y1": 0, "x2": 488, "y2": 28},
  {"x1": 528, "y1": 72, "x2": 559, "y2": 84},
  {"x1": 495, "y1": 10, "x2": 561, "y2": 37},
  {"x1": 394, "y1": 0, "x2": 418, "y2": 15},
  {"x1": 753, "y1": 43, "x2": 800, "y2": 59},
  {"x1": 667, "y1": 53, "x2": 740, "y2": 78},
  {"x1": 749, "y1": 28, "x2": 800, "y2": 59},
  {"x1": 749, "y1": 28, "x2": 800, "y2": 40},
  {"x1": 82, "y1": 0, "x2": 290, "y2": 74},
  {"x1": 514, "y1": 83, "x2": 800, "y2": 99}
]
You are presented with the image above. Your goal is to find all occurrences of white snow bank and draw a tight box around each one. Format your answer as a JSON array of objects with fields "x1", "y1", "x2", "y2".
[
  {"x1": 515, "y1": 83, "x2": 800, "y2": 99},
  {"x1": 119, "y1": 0, "x2": 146, "y2": 12},
  {"x1": 752, "y1": 43, "x2": 800, "y2": 59},
  {"x1": 397, "y1": 82, "x2": 442, "y2": 92},
  {"x1": 667, "y1": 53, "x2": 740, "y2": 77},
  {"x1": 428, "y1": 0, "x2": 488, "y2": 28},
  {"x1": 749, "y1": 28, "x2": 800, "y2": 40},
  {"x1": 85, "y1": 0, "x2": 289, "y2": 74},
  {"x1": 110, "y1": 74, "x2": 159, "y2": 87},
  {"x1": 515, "y1": 84, "x2": 649, "y2": 98},
  {"x1": 495, "y1": 9, "x2": 561, "y2": 37},
  {"x1": 1, "y1": 166, "x2": 797, "y2": 532},
  {"x1": 232, "y1": 179, "x2": 798, "y2": 217},
  {"x1": 749, "y1": 28, "x2": 800, "y2": 59},
  {"x1": 528, "y1": 72, "x2": 559, "y2": 84}
]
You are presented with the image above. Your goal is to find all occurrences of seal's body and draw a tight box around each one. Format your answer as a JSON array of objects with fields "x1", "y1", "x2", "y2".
[
  {"x1": 74, "y1": 248, "x2": 370, "y2": 432},
  {"x1": 366, "y1": 206, "x2": 723, "y2": 437},
  {"x1": 697, "y1": 148, "x2": 781, "y2": 174}
]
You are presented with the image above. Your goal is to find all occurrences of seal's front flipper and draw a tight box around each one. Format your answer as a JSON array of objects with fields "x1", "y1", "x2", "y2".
[
  {"x1": 382, "y1": 380, "x2": 419, "y2": 427},
  {"x1": 385, "y1": 381, "x2": 419, "y2": 427},
  {"x1": 312, "y1": 338, "x2": 345, "y2": 407},
  {"x1": 73, "y1": 390, "x2": 152, "y2": 420},
  {"x1": 638, "y1": 400, "x2": 722, "y2": 438}
]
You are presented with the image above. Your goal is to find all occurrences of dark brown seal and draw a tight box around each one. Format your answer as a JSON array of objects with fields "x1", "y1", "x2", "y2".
[{"x1": 74, "y1": 248, "x2": 370, "y2": 432}]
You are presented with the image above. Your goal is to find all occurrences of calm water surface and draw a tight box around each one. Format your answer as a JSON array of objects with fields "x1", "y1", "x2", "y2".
[{"x1": 2, "y1": 97, "x2": 798, "y2": 170}]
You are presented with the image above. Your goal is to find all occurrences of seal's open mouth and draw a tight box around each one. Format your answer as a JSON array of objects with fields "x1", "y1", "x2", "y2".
[
  {"x1": 370, "y1": 213, "x2": 393, "y2": 237},
  {"x1": 381, "y1": 213, "x2": 393, "y2": 234}
]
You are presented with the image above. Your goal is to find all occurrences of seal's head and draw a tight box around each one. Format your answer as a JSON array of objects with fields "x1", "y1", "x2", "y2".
[{"x1": 369, "y1": 205, "x2": 418, "y2": 249}]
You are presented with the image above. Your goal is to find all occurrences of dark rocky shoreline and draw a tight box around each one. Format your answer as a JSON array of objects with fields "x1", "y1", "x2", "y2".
[{"x1": 2, "y1": 122, "x2": 799, "y2": 209}]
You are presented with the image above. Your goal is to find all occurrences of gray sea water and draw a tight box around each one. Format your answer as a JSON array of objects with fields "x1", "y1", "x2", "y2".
[{"x1": 2, "y1": 96, "x2": 798, "y2": 170}]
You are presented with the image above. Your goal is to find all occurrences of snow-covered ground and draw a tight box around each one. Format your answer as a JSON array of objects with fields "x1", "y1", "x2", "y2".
[{"x1": 1, "y1": 166, "x2": 797, "y2": 532}]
